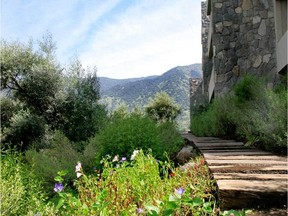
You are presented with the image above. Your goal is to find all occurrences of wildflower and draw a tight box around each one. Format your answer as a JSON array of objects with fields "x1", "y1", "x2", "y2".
[
  {"x1": 75, "y1": 161, "x2": 82, "y2": 173},
  {"x1": 169, "y1": 172, "x2": 175, "y2": 177},
  {"x1": 120, "y1": 157, "x2": 127, "y2": 162},
  {"x1": 136, "y1": 207, "x2": 143, "y2": 214},
  {"x1": 130, "y1": 150, "x2": 140, "y2": 160},
  {"x1": 54, "y1": 183, "x2": 64, "y2": 192},
  {"x1": 175, "y1": 187, "x2": 185, "y2": 195},
  {"x1": 112, "y1": 155, "x2": 119, "y2": 162},
  {"x1": 76, "y1": 172, "x2": 82, "y2": 178},
  {"x1": 75, "y1": 161, "x2": 83, "y2": 178}
]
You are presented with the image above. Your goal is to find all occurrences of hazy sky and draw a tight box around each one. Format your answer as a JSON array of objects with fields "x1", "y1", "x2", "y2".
[{"x1": 2, "y1": 0, "x2": 202, "y2": 79}]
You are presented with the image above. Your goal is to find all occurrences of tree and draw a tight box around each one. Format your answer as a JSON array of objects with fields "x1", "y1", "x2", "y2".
[
  {"x1": 0, "y1": 35, "x2": 106, "y2": 149},
  {"x1": 145, "y1": 92, "x2": 181, "y2": 123},
  {"x1": 1, "y1": 35, "x2": 62, "y2": 124},
  {"x1": 60, "y1": 58, "x2": 107, "y2": 143}
]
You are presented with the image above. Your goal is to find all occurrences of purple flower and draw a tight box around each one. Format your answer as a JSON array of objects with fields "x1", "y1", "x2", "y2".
[
  {"x1": 54, "y1": 183, "x2": 64, "y2": 192},
  {"x1": 136, "y1": 207, "x2": 143, "y2": 214},
  {"x1": 120, "y1": 157, "x2": 127, "y2": 162},
  {"x1": 175, "y1": 187, "x2": 185, "y2": 195}
]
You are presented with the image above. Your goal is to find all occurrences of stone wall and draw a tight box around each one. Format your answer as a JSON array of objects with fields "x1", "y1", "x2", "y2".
[
  {"x1": 189, "y1": 78, "x2": 204, "y2": 124},
  {"x1": 201, "y1": 1, "x2": 213, "y2": 99},
  {"x1": 206, "y1": 0, "x2": 278, "y2": 97}
]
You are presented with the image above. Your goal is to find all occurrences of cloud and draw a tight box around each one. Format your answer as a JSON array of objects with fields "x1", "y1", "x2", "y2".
[
  {"x1": 79, "y1": 0, "x2": 202, "y2": 78},
  {"x1": 2, "y1": 0, "x2": 202, "y2": 79}
]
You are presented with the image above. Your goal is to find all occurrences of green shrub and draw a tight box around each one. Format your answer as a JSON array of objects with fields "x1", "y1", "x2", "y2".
[
  {"x1": 191, "y1": 95, "x2": 238, "y2": 138},
  {"x1": 190, "y1": 75, "x2": 287, "y2": 155},
  {"x1": 92, "y1": 112, "x2": 184, "y2": 167},
  {"x1": 236, "y1": 87, "x2": 287, "y2": 153},
  {"x1": 0, "y1": 150, "x2": 56, "y2": 215},
  {"x1": 25, "y1": 131, "x2": 80, "y2": 190},
  {"x1": 2, "y1": 109, "x2": 46, "y2": 151},
  {"x1": 234, "y1": 75, "x2": 265, "y2": 103},
  {"x1": 145, "y1": 91, "x2": 181, "y2": 123}
]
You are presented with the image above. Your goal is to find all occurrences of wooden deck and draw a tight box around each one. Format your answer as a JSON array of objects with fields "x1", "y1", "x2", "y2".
[{"x1": 182, "y1": 133, "x2": 288, "y2": 211}]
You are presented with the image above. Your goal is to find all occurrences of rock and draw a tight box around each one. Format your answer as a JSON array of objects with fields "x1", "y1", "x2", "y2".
[
  {"x1": 242, "y1": 0, "x2": 253, "y2": 11},
  {"x1": 253, "y1": 55, "x2": 262, "y2": 68},
  {"x1": 253, "y1": 16, "x2": 261, "y2": 24},
  {"x1": 215, "y1": 3, "x2": 222, "y2": 9},
  {"x1": 258, "y1": 20, "x2": 266, "y2": 36},
  {"x1": 176, "y1": 146, "x2": 196, "y2": 164},
  {"x1": 223, "y1": 21, "x2": 233, "y2": 27},
  {"x1": 263, "y1": 53, "x2": 271, "y2": 63},
  {"x1": 215, "y1": 22, "x2": 223, "y2": 33},
  {"x1": 235, "y1": 7, "x2": 242, "y2": 14}
]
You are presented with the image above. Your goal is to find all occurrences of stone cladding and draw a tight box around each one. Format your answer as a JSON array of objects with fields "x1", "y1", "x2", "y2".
[{"x1": 203, "y1": 0, "x2": 278, "y2": 97}]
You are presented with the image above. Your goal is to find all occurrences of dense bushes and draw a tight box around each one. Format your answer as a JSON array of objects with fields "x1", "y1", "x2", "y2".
[
  {"x1": 93, "y1": 111, "x2": 184, "y2": 167},
  {"x1": 191, "y1": 75, "x2": 287, "y2": 154},
  {"x1": 1, "y1": 150, "x2": 56, "y2": 215}
]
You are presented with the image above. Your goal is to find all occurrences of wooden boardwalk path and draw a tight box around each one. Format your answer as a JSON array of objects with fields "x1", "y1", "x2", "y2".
[{"x1": 182, "y1": 133, "x2": 288, "y2": 211}]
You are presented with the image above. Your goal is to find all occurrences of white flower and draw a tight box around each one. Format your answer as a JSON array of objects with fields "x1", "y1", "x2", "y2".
[
  {"x1": 112, "y1": 155, "x2": 119, "y2": 162},
  {"x1": 75, "y1": 161, "x2": 82, "y2": 173},
  {"x1": 76, "y1": 172, "x2": 82, "y2": 178},
  {"x1": 130, "y1": 150, "x2": 140, "y2": 160}
]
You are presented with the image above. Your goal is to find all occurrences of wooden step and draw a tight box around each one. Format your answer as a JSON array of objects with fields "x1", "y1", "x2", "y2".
[
  {"x1": 217, "y1": 180, "x2": 288, "y2": 209},
  {"x1": 181, "y1": 133, "x2": 288, "y2": 210}
]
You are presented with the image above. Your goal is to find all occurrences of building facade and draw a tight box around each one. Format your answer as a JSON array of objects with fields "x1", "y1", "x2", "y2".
[{"x1": 201, "y1": 0, "x2": 287, "y2": 101}]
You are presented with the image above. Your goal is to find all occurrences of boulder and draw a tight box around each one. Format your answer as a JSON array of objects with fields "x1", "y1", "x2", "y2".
[{"x1": 176, "y1": 146, "x2": 197, "y2": 164}]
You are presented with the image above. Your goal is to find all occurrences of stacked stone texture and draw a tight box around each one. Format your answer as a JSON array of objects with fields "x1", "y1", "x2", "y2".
[
  {"x1": 208, "y1": 0, "x2": 277, "y2": 96},
  {"x1": 189, "y1": 78, "x2": 204, "y2": 123},
  {"x1": 201, "y1": 1, "x2": 213, "y2": 98}
]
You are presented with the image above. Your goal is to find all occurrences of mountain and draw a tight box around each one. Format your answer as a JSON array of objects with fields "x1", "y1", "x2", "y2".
[
  {"x1": 99, "y1": 76, "x2": 157, "y2": 93},
  {"x1": 99, "y1": 63, "x2": 202, "y2": 130}
]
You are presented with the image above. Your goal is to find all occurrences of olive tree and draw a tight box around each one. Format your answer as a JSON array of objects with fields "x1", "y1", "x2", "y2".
[{"x1": 145, "y1": 91, "x2": 181, "y2": 123}]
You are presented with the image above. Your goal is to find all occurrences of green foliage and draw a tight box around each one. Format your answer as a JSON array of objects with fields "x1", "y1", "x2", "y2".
[
  {"x1": 234, "y1": 75, "x2": 264, "y2": 103},
  {"x1": 92, "y1": 111, "x2": 184, "y2": 166},
  {"x1": 2, "y1": 109, "x2": 46, "y2": 151},
  {"x1": 53, "y1": 152, "x2": 218, "y2": 215},
  {"x1": 1, "y1": 36, "x2": 106, "y2": 148},
  {"x1": 145, "y1": 91, "x2": 181, "y2": 123},
  {"x1": 0, "y1": 149, "x2": 56, "y2": 215},
  {"x1": 1, "y1": 36, "x2": 62, "y2": 120},
  {"x1": 191, "y1": 75, "x2": 287, "y2": 154},
  {"x1": 25, "y1": 131, "x2": 81, "y2": 190},
  {"x1": 0, "y1": 97, "x2": 23, "y2": 129}
]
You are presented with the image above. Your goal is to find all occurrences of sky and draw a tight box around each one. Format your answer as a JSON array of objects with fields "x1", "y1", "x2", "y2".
[{"x1": 2, "y1": 0, "x2": 202, "y2": 79}]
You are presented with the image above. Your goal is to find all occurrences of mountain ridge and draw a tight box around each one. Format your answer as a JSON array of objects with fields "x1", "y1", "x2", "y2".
[{"x1": 99, "y1": 63, "x2": 202, "y2": 129}]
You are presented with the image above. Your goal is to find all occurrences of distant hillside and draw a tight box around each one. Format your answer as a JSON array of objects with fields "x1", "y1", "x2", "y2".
[
  {"x1": 99, "y1": 63, "x2": 202, "y2": 130},
  {"x1": 99, "y1": 76, "x2": 157, "y2": 93}
]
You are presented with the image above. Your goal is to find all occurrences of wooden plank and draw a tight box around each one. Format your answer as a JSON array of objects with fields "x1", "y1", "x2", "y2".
[
  {"x1": 204, "y1": 155, "x2": 287, "y2": 161},
  {"x1": 218, "y1": 180, "x2": 288, "y2": 209},
  {"x1": 202, "y1": 151, "x2": 273, "y2": 156},
  {"x1": 195, "y1": 142, "x2": 244, "y2": 147},
  {"x1": 205, "y1": 159, "x2": 288, "y2": 165},
  {"x1": 217, "y1": 179, "x2": 288, "y2": 192},
  {"x1": 209, "y1": 165, "x2": 288, "y2": 172},
  {"x1": 213, "y1": 173, "x2": 288, "y2": 180}
]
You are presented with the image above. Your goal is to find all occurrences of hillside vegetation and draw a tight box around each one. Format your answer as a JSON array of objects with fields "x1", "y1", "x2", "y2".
[{"x1": 100, "y1": 64, "x2": 202, "y2": 130}]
